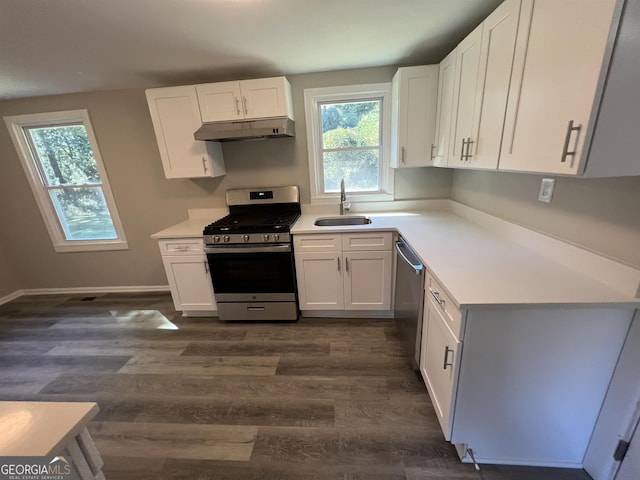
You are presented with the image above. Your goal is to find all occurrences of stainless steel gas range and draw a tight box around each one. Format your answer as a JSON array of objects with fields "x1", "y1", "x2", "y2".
[{"x1": 203, "y1": 186, "x2": 301, "y2": 321}]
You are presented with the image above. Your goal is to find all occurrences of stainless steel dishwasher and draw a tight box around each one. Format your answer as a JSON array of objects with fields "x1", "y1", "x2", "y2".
[{"x1": 394, "y1": 236, "x2": 425, "y2": 370}]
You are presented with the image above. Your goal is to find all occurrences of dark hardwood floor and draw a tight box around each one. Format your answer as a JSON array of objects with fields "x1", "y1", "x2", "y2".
[{"x1": 0, "y1": 292, "x2": 592, "y2": 480}]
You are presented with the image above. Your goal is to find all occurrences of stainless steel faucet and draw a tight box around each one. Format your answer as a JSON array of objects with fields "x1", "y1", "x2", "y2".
[{"x1": 340, "y1": 179, "x2": 347, "y2": 215}]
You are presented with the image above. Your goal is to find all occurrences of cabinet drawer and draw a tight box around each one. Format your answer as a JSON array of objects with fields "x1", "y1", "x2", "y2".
[
  {"x1": 293, "y1": 234, "x2": 341, "y2": 252},
  {"x1": 426, "y1": 275, "x2": 463, "y2": 339},
  {"x1": 342, "y1": 232, "x2": 393, "y2": 251},
  {"x1": 158, "y1": 238, "x2": 205, "y2": 255}
]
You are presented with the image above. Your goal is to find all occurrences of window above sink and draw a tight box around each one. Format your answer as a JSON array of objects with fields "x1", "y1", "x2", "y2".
[{"x1": 304, "y1": 83, "x2": 394, "y2": 205}]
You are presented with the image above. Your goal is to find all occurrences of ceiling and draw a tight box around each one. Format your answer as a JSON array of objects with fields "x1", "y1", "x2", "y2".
[{"x1": 0, "y1": 0, "x2": 503, "y2": 100}]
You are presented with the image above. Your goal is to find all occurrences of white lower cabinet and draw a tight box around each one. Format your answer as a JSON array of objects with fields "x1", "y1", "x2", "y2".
[
  {"x1": 158, "y1": 238, "x2": 217, "y2": 315},
  {"x1": 294, "y1": 252, "x2": 344, "y2": 309},
  {"x1": 420, "y1": 287, "x2": 462, "y2": 440},
  {"x1": 419, "y1": 274, "x2": 634, "y2": 467},
  {"x1": 294, "y1": 232, "x2": 393, "y2": 313}
]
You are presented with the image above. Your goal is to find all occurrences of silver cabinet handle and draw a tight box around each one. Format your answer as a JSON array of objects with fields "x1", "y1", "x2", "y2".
[
  {"x1": 234, "y1": 97, "x2": 241, "y2": 116},
  {"x1": 242, "y1": 96, "x2": 248, "y2": 115},
  {"x1": 464, "y1": 138, "x2": 474, "y2": 160},
  {"x1": 203, "y1": 260, "x2": 209, "y2": 275},
  {"x1": 202, "y1": 157, "x2": 208, "y2": 174},
  {"x1": 401, "y1": 146, "x2": 406, "y2": 164},
  {"x1": 460, "y1": 138, "x2": 467, "y2": 161},
  {"x1": 430, "y1": 288, "x2": 445, "y2": 308},
  {"x1": 561, "y1": 120, "x2": 581, "y2": 164},
  {"x1": 345, "y1": 257, "x2": 349, "y2": 273},
  {"x1": 443, "y1": 346, "x2": 454, "y2": 370},
  {"x1": 337, "y1": 257, "x2": 341, "y2": 272},
  {"x1": 430, "y1": 144, "x2": 437, "y2": 160}
]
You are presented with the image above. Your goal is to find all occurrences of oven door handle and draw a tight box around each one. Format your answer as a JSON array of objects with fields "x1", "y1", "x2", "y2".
[{"x1": 204, "y1": 244, "x2": 292, "y2": 254}]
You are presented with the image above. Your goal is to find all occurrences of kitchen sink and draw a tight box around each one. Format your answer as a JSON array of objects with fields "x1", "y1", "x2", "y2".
[{"x1": 314, "y1": 216, "x2": 372, "y2": 226}]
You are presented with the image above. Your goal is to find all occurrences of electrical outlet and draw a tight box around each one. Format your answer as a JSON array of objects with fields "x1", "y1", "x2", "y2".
[{"x1": 538, "y1": 178, "x2": 555, "y2": 203}]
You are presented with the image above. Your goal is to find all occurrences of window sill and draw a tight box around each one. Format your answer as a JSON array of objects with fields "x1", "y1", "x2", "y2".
[
  {"x1": 310, "y1": 192, "x2": 394, "y2": 205},
  {"x1": 52, "y1": 239, "x2": 129, "y2": 253}
]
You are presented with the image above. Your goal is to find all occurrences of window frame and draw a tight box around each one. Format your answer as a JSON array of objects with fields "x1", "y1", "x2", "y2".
[
  {"x1": 304, "y1": 83, "x2": 394, "y2": 204},
  {"x1": 4, "y1": 109, "x2": 128, "y2": 252}
]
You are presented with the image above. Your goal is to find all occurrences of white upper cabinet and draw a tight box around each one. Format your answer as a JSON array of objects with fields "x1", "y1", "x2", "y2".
[
  {"x1": 145, "y1": 86, "x2": 225, "y2": 179},
  {"x1": 391, "y1": 65, "x2": 439, "y2": 168},
  {"x1": 447, "y1": 24, "x2": 483, "y2": 168},
  {"x1": 432, "y1": 50, "x2": 457, "y2": 167},
  {"x1": 467, "y1": 0, "x2": 521, "y2": 169},
  {"x1": 447, "y1": 0, "x2": 520, "y2": 170},
  {"x1": 499, "y1": 0, "x2": 619, "y2": 175},
  {"x1": 196, "y1": 77, "x2": 294, "y2": 123}
]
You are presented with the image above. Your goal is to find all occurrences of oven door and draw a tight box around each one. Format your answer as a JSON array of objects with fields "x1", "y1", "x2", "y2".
[{"x1": 204, "y1": 243, "x2": 297, "y2": 302}]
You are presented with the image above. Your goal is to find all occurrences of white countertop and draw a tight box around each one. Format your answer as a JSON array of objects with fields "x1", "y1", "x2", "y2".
[
  {"x1": 151, "y1": 207, "x2": 228, "y2": 239},
  {"x1": 151, "y1": 202, "x2": 640, "y2": 309},
  {"x1": 0, "y1": 401, "x2": 99, "y2": 456},
  {"x1": 291, "y1": 206, "x2": 640, "y2": 309}
]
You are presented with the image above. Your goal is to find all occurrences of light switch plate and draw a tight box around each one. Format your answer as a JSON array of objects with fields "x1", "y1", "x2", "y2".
[{"x1": 538, "y1": 178, "x2": 556, "y2": 203}]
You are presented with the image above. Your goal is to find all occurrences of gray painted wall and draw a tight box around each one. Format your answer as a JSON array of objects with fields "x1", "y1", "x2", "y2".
[
  {"x1": 450, "y1": 170, "x2": 640, "y2": 269},
  {"x1": 0, "y1": 244, "x2": 19, "y2": 298},
  {"x1": 2, "y1": 64, "x2": 638, "y2": 296},
  {"x1": 0, "y1": 66, "x2": 452, "y2": 293}
]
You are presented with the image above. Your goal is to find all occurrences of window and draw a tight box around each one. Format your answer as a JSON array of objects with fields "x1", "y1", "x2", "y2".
[
  {"x1": 304, "y1": 84, "x2": 393, "y2": 203},
  {"x1": 4, "y1": 110, "x2": 128, "y2": 252}
]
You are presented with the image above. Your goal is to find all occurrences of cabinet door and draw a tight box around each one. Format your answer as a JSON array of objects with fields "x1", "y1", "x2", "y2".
[
  {"x1": 343, "y1": 251, "x2": 392, "y2": 310},
  {"x1": 391, "y1": 65, "x2": 439, "y2": 168},
  {"x1": 420, "y1": 295, "x2": 461, "y2": 440},
  {"x1": 162, "y1": 255, "x2": 217, "y2": 312},
  {"x1": 196, "y1": 81, "x2": 243, "y2": 122},
  {"x1": 146, "y1": 86, "x2": 223, "y2": 179},
  {"x1": 240, "y1": 77, "x2": 292, "y2": 120},
  {"x1": 432, "y1": 50, "x2": 457, "y2": 167},
  {"x1": 469, "y1": 0, "x2": 521, "y2": 169},
  {"x1": 295, "y1": 252, "x2": 344, "y2": 310},
  {"x1": 448, "y1": 23, "x2": 483, "y2": 168},
  {"x1": 499, "y1": 0, "x2": 617, "y2": 175}
]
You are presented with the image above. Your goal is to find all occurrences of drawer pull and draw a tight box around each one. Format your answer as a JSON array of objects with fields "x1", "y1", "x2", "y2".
[
  {"x1": 175, "y1": 246, "x2": 190, "y2": 251},
  {"x1": 443, "y1": 346, "x2": 454, "y2": 370},
  {"x1": 430, "y1": 289, "x2": 445, "y2": 307}
]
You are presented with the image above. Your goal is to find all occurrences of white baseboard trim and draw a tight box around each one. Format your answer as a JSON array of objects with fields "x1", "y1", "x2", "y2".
[
  {"x1": 0, "y1": 285, "x2": 170, "y2": 305},
  {"x1": 0, "y1": 290, "x2": 24, "y2": 306},
  {"x1": 301, "y1": 310, "x2": 394, "y2": 319}
]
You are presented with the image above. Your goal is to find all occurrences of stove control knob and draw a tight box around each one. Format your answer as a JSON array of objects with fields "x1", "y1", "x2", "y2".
[
  {"x1": 243, "y1": 235, "x2": 250, "y2": 242},
  {"x1": 263, "y1": 234, "x2": 270, "y2": 241},
  {"x1": 223, "y1": 235, "x2": 230, "y2": 243},
  {"x1": 213, "y1": 235, "x2": 221, "y2": 243},
  {"x1": 274, "y1": 234, "x2": 280, "y2": 241}
]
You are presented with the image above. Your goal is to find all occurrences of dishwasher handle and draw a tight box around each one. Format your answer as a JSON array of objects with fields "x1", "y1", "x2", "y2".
[{"x1": 395, "y1": 241, "x2": 423, "y2": 275}]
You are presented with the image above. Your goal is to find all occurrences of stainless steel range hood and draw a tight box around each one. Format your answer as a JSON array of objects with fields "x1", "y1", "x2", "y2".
[{"x1": 194, "y1": 117, "x2": 295, "y2": 142}]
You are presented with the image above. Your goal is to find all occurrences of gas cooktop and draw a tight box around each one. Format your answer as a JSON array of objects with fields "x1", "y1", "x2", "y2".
[{"x1": 203, "y1": 186, "x2": 301, "y2": 245}]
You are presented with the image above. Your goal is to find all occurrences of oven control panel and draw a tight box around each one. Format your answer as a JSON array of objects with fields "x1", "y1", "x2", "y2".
[{"x1": 205, "y1": 232, "x2": 290, "y2": 245}]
